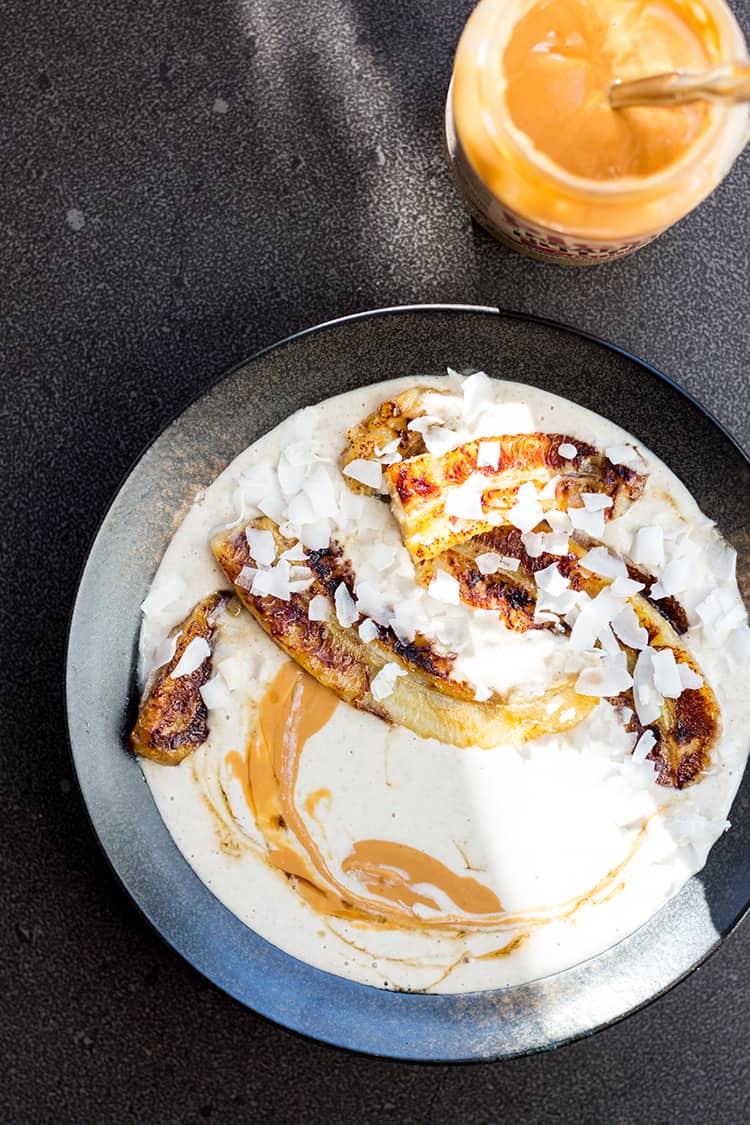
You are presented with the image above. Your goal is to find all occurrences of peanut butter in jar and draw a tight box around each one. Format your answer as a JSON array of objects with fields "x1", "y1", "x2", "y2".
[{"x1": 446, "y1": 0, "x2": 750, "y2": 263}]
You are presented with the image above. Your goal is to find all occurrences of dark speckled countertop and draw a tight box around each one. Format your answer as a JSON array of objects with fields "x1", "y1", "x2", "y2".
[{"x1": 2, "y1": 0, "x2": 749, "y2": 1121}]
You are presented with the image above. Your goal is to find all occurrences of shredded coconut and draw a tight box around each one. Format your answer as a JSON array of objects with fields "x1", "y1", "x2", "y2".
[
  {"x1": 343, "y1": 459, "x2": 383, "y2": 491},
  {"x1": 171, "y1": 636, "x2": 211, "y2": 678},
  {"x1": 334, "y1": 582, "x2": 359, "y2": 628},
  {"x1": 370, "y1": 662, "x2": 407, "y2": 701}
]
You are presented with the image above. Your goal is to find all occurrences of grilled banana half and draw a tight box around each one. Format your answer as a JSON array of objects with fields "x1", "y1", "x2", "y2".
[
  {"x1": 385, "y1": 434, "x2": 645, "y2": 563},
  {"x1": 426, "y1": 527, "x2": 719, "y2": 788},
  {"x1": 131, "y1": 592, "x2": 225, "y2": 764},
  {"x1": 209, "y1": 520, "x2": 595, "y2": 749}
]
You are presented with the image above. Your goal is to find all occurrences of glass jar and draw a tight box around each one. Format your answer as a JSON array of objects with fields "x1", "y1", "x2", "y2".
[{"x1": 445, "y1": 0, "x2": 750, "y2": 264}]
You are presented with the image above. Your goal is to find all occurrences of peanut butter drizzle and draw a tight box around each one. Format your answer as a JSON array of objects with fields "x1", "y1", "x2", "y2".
[
  {"x1": 342, "y1": 840, "x2": 501, "y2": 915},
  {"x1": 222, "y1": 661, "x2": 650, "y2": 937},
  {"x1": 304, "y1": 787, "x2": 332, "y2": 819},
  {"x1": 226, "y1": 750, "x2": 256, "y2": 820}
]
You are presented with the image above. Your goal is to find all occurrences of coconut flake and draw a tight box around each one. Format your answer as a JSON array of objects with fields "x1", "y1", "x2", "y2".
[
  {"x1": 303, "y1": 465, "x2": 339, "y2": 519},
  {"x1": 535, "y1": 607, "x2": 561, "y2": 625},
  {"x1": 252, "y1": 560, "x2": 292, "y2": 600},
  {"x1": 428, "y1": 570, "x2": 461, "y2": 605},
  {"x1": 299, "y1": 519, "x2": 331, "y2": 550},
  {"x1": 462, "y1": 371, "x2": 494, "y2": 421},
  {"x1": 581, "y1": 492, "x2": 613, "y2": 512},
  {"x1": 695, "y1": 589, "x2": 728, "y2": 631},
  {"x1": 540, "y1": 475, "x2": 561, "y2": 500},
  {"x1": 569, "y1": 588, "x2": 623, "y2": 650},
  {"x1": 568, "y1": 506, "x2": 605, "y2": 538},
  {"x1": 520, "y1": 531, "x2": 544, "y2": 558},
  {"x1": 171, "y1": 636, "x2": 211, "y2": 678},
  {"x1": 343, "y1": 459, "x2": 383, "y2": 491},
  {"x1": 288, "y1": 565, "x2": 314, "y2": 593},
  {"x1": 597, "y1": 624, "x2": 621, "y2": 658},
  {"x1": 200, "y1": 675, "x2": 231, "y2": 710},
  {"x1": 631, "y1": 526, "x2": 665, "y2": 569},
  {"x1": 237, "y1": 464, "x2": 279, "y2": 505},
  {"x1": 535, "y1": 563, "x2": 570, "y2": 597},
  {"x1": 633, "y1": 730, "x2": 657, "y2": 763},
  {"x1": 606, "y1": 444, "x2": 646, "y2": 471},
  {"x1": 236, "y1": 565, "x2": 257, "y2": 590},
  {"x1": 477, "y1": 441, "x2": 500, "y2": 470},
  {"x1": 611, "y1": 605, "x2": 648, "y2": 650},
  {"x1": 245, "y1": 527, "x2": 276, "y2": 567},
  {"x1": 580, "y1": 546, "x2": 628, "y2": 579},
  {"x1": 353, "y1": 579, "x2": 391, "y2": 626},
  {"x1": 558, "y1": 442, "x2": 578, "y2": 459},
  {"x1": 476, "y1": 551, "x2": 520, "y2": 575},
  {"x1": 537, "y1": 587, "x2": 578, "y2": 618},
  {"x1": 424, "y1": 426, "x2": 464, "y2": 456},
  {"x1": 633, "y1": 649, "x2": 662, "y2": 725},
  {"x1": 507, "y1": 481, "x2": 544, "y2": 533},
  {"x1": 522, "y1": 530, "x2": 569, "y2": 558},
  {"x1": 545, "y1": 509, "x2": 573, "y2": 534},
  {"x1": 358, "y1": 618, "x2": 379, "y2": 643},
  {"x1": 141, "y1": 575, "x2": 186, "y2": 618},
  {"x1": 391, "y1": 601, "x2": 420, "y2": 645},
  {"x1": 284, "y1": 440, "x2": 321, "y2": 467},
  {"x1": 308, "y1": 594, "x2": 330, "y2": 622},
  {"x1": 337, "y1": 481, "x2": 365, "y2": 523},
  {"x1": 370, "y1": 662, "x2": 407, "y2": 701},
  {"x1": 151, "y1": 631, "x2": 180, "y2": 671},
  {"x1": 576, "y1": 653, "x2": 633, "y2": 696},
  {"x1": 257, "y1": 491, "x2": 286, "y2": 524},
  {"x1": 373, "y1": 436, "x2": 398, "y2": 459},
  {"x1": 280, "y1": 541, "x2": 307, "y2": 562},
  {"x1": 476, "y1": 551, "x2": 502, "y2": 575},
  {"x1": 654, "y1": 555, "x2": 692, "y2": 597},
  {"x1": 651, "y1": 648, "x2": 682, "y2": 699},
  {"x1": 277, "y1": 452, "x2": 307, "y2": 497},
  {"x1": 678, "y1": 662, "x2": 703, "y2": 691},
  {"x1": 445, "y1": 475, "x2": 486, "y2": 520},
  {"x1": 286, "y1": 491, "x2": 316, "y2": 526},
  {"x1": 407, "y1": 414, "x2": 443, "y2": 435},
  {"x1": 611, "y1": 575, "x2": 645, "y2": 598},
  {"x1": 334, "y1": 582, "x2": 358, "y2": 628}
]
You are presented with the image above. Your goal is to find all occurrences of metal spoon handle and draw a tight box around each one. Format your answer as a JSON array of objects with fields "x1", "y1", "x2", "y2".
[{"x1": 610, "y1": 62, "x2": 750, "y2": 109}]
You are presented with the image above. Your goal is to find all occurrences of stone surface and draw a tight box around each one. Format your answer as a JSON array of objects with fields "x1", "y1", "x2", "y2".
[{"x1": 1, "y1": 0, "x2": 749, "y2": 1121}]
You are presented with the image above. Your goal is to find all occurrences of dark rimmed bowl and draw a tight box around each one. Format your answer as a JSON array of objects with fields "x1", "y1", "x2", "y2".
[{"x1": 65, "y1": 305, "x2": 750, "y2": 1061}]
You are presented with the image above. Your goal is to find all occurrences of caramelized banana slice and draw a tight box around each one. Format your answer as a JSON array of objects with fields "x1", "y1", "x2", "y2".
[
  {"x1": 431, "y1": 528, "x2": 718, "y2": 788},
  {"x1": 385, "y1": 434, "x2": 645, "y2": 562},
  {"x1": 130, "y1": 593, "x2": 225, "y2": 765},
  {"x1": 210, "y1": 522, "x2": 595, "y2": 749}
]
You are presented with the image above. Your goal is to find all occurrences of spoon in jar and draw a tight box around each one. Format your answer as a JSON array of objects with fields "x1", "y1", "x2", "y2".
[{"x1": 609, "y1": 62, "x2": 750, "y2": 109}]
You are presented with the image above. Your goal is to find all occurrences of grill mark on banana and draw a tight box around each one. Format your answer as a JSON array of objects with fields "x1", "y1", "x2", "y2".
[{"x1": 209, "y1": 520, "x2": 595, "y2": 750}]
